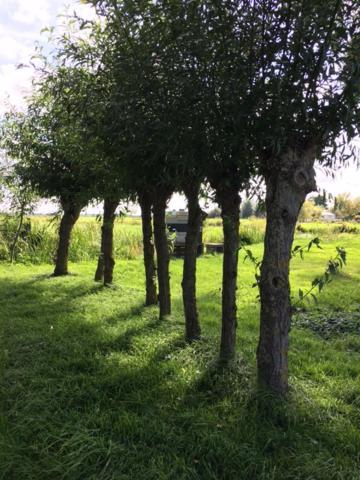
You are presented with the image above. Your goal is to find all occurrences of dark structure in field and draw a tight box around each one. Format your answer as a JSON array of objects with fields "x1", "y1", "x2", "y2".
[{"x1": 166, "y1": 210, "x2": 204, "y2": 256}]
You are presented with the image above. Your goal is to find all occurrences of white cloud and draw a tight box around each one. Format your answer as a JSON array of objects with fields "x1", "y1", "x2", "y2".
[
  {"x1": 0, "y1": 63, "x2": 34, "y2": 114},
  {"x1": 0, "y1": 0, "x2": 96, "y2": 114},
  {"x1": 61, "y1": 2, "x2": 98, "y2": 21},
  {"x1": 0, "y1": 21, "x2": 39, "y2": 67},
  {"x1": 316, "y1": 164, "x2": 360, "y2": 198},
  {"x1": 0, "y1": 33, "x2": 31, "y2": 63},
  {"x1": 10, "y1": 0, "x2": 52, "y2": 26}
]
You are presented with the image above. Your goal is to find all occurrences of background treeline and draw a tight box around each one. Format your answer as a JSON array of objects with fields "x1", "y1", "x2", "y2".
[{"x1": 299, "y1": 191, "x2": 360, "y2": 221}]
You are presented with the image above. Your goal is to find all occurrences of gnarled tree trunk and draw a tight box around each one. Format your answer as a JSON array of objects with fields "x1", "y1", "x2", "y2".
[
  {"x1": 182, "y1": 182, "x2": 203, "y2": 342},
  {"x1": 153, "y1": 190, "x2": 171, "y2": 318},
  {"x1": 54, "y1": 200, "x2": 83, "y2": 276},
  {"x1": 217, "y1": 185, "x2": 241, "y2": 362},
  {"x1": 139, "y1": 192, "x2": 157, "y2": 306},
  {"x1": 257, "y1": 149, "x2": 317, "y2": 394},
  {"x1": 95, "y1": 198, "x2": 119, "y2": 285}
]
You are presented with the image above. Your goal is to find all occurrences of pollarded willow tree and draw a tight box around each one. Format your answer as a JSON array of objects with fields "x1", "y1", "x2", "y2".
[
  {"x1": 62, "y1": 10, "x2": 163, "y2": 303},
  {"x1": 1, "y1": 66, "x2": 99, "y2": 276},
  {"x1": 56, "y1": 22, "x2": 129, "y2": 286},
  {"x1": 249, "y1": 0, "x2": 360, "y2": 393}
]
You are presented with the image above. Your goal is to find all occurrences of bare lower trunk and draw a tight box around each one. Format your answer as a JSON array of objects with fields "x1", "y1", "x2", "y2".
[
  {"x1": 54, "y1": 201, "x2": 82, "y2": 276},
  {"x1": 94, "y1": 251, "x2": 104, "y2": 281},
  {"x1": 104, "y1": 198, "x2": 119, "y2": 284},
  {"x1": 9, "y1": 204, "x2": 25, "y2": 263},
  {"x1": 182, "y1": 183, "x2": 203, "y2": 342},
  {"x1": 139, "y1": 192, "x2": 157, "y2": 306},
  {"x1": 217, "y1": 186, "x2": 241, "y2": 362},
  {"x1": 257, "y1": 149, "x2": 317, "y2": 394},
  {"x1": 153, "y1": 191, "x2": 171, "y2": 318},
  {"x1": 95, "y1": 199, "x2": 118, "y2": 284}
]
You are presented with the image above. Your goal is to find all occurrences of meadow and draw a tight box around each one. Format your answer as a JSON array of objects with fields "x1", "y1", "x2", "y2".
[{"x1": 1, "y1": 219, "x2": 360, "y2": 479}]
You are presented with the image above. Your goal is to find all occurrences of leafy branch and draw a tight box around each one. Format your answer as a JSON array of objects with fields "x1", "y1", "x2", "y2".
[
  {"x1": 242, "y1": 237, "x2": 323, "y2": 289},
  {"x1": 242, "y1": 238, "x2": 347, "y2": 305},
  {"x1": 291, "y1": 237, "x2": 322, "y2": 260},
  {"x1": 295, "y1": 246, "x2": 347, "y2": 306}
]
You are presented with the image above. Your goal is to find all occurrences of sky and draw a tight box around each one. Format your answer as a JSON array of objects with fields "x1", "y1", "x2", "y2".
[
  {"x1": 0, "y1": 0, "x2": 95, "y2": 115},
  {"x1": 0, "y1": 0, "x2": 359, "y2": 214}
]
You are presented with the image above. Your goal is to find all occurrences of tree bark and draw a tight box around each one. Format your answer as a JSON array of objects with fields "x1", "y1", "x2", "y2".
[
  {"x1": 94, "y1": 249, "x2": 104, "y2": 282},
  {"x1": 217, "y1": 185, "x2": 241, "y2": 362},
  {"x1": 153, "y1": 190, "x2": 171, "y2": 318},
  {"x1": 139, "y1": 192, "x2": 158, "y2": 306},
  {"x1": 94, "y1": 198, "x2": 119, "y2": 285},
  {"x1": 9, "y1": 202, "x2": 26, "y2": 263},
  {"x1": 182, "y1": 183, "x2": 203, "y2": 342},
  {"x1": 257, "y1": 149, "x2": 317, "y2": 394},
  {"x1": 54, "y1": 200, "x2": 82, "y2": 276}
]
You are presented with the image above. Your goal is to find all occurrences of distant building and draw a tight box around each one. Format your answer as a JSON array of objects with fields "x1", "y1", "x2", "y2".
[{"x1": 321, "y1": 211, "x2": 336, "y2": 222}]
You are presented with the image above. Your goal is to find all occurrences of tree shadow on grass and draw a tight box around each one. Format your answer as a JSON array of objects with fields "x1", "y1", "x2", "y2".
[
  {"x1": 1, "y1": 274, "x2": 360, "y2": 480},
  {"x1": 0, "y1": 273, "x2": 194, "y2": 477},
  {"x1": 172, "y1": 317, "x2": 360, "y2": 479}
]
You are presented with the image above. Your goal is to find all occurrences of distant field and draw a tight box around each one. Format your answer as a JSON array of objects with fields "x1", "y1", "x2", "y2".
[{"x1": 0, "y1": 214, "x2": 359, "y2": 264}]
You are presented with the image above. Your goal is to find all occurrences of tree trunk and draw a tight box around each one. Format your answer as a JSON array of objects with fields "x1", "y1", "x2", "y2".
[
  {"x1": 139, "y1": 192, "x2": 157, "y2": 306},
  {"x1": 153, "y1": 190, "x2": 171, "y2": 318},
  {"x1": 53, "y1": 201, "x2": 82, "y2": 276},
  {"x1": 104, "y1": 198, "x2": 119, "y2": 285},
  {"x1": 9, "y1": 203, "x2": 26, "y2": 263},
  {"x1": 217, "y1": 186, "x2": 241, "y2": 363},
  {"x1": 257, "y1": 149, "x2": 317, "y2": 394},
  {"x1": 182, "y1": 183, "x2": 203, "y2": 342},
  {"x1": 94, "y1": 251, "x2": 104, "y2": 282}
]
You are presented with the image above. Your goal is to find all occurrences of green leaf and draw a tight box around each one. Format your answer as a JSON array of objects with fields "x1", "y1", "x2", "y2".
[{"x1": 310, "y1": 293, "x2": 318, "y2": 304}]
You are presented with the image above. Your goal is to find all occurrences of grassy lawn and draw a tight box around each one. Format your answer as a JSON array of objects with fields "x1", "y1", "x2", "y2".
[{"x1": 1, "y1": 234, "x2": 360, "y2": 479}]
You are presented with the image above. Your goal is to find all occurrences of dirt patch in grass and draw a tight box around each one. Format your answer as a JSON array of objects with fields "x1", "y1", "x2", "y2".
[{"x1": 294, "y1": 307, "x2": 360, "y2": 338}]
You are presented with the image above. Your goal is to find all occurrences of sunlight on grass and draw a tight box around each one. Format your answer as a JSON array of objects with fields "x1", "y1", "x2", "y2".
[{"x1": 1, "y1": 234, "x2": 360, "y2": 478}]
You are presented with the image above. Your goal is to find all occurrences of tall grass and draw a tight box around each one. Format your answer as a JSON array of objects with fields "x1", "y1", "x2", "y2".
[
  {"x1": 0, "y1": 216, "x2": 143, "y2": 264},
  {"x1": 0, "y1": 215, "x2": 359, "y2": 264},
  {"x1": 297, "y1": 221, "x2": 360, "y2": 235},
  {"x1": 204, "y1": 218, "x2": 266, "y2": 245}
]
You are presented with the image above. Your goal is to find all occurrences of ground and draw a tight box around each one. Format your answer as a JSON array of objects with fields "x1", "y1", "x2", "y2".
[{"x1": 1, "y1": 235, "x2": 360, "y2": 479}]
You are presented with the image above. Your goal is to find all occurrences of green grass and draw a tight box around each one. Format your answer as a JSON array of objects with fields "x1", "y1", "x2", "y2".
[{"x1": 1, "y1": 235, "x2": 360, "y2": 479}]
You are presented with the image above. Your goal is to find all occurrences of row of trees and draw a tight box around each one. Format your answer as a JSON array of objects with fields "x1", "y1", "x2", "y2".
[
  {"x1": 333, "y1": 193, "x2": 360, "y2": 219},
  {"x1": 299, "y1": 192, "x2": 360, "y2": 221},
  {"x1": 298, "y1": 200, "x2": 324, "y2": 221},
  {"x1": 208, "y1": 199, "x2": 265, "y2": 219},
  {"x1": 1, "y1": 0, "x2": 359, "y2": 394}
]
